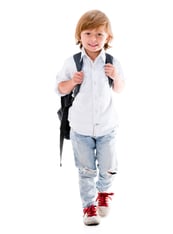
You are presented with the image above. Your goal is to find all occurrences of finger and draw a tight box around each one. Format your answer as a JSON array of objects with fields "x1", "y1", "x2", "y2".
[{"x1": 105, "y1": 63, "x2": 112, "y2": 68}]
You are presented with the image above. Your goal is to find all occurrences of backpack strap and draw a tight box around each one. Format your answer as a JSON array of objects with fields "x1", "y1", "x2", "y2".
[
  {"x1": 105, "y1": 53, "x2": 114, "y2": 87},
  {"x1": 73, "y1": 52, "x2": 83, "y2": 97},
  {"x1": 73, "y1": 52, "x2": 83, "y2": 71}
]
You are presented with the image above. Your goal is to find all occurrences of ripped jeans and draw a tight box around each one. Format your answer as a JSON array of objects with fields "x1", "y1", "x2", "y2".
[{"x1": 70, "y1": 128, "x2": 118, "y2": 208}]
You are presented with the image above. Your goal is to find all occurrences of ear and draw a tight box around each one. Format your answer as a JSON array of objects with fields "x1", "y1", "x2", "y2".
[{"x1": 106, "y1": 35, "x2": 111, "y2": 43}]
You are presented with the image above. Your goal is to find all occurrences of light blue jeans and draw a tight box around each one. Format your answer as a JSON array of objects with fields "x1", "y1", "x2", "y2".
[{"x1": 70, "y1": 128, "x2": 118, "y2": 208}]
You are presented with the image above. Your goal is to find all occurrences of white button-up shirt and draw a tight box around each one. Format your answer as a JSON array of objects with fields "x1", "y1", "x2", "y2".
[{"x1": 56, "y1": 49, "x2": 124, "y2": 137}]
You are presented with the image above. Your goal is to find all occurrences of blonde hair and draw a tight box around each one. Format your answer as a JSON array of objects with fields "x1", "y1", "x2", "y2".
[{"x1": 75, "y1": 10, "x2": 113, "y2": 50}]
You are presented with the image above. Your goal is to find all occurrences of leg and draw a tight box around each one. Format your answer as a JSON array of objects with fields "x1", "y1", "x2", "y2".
[
  {"x1": 95, "y1": 129, "x2": 118, "y2": 216},
  {"x1": 96, "y1": 129, "x2": 118, "y2": 192},
  {"x1": 70, "y1": 129, "x2": 97, "y2": 208}
]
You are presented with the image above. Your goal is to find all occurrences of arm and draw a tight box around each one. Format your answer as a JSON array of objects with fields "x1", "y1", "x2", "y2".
[
  {"x1": 112, "y1": 76, "x2": 125, "y2": 93},
  {"x1": 57, "y1": 71, "x2": 84, "y2": 95},
  {"x1": 104, "y1": 63, "x2": 125, "y2": 93}
]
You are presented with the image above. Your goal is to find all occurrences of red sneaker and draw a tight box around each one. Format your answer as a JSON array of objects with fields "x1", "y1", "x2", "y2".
[
  {"x1": 96, "y1": 192, "x2": 114, "y2": 217},
  {"x1": 83, "y1": 205, "x2": 100, "y2": 225}
]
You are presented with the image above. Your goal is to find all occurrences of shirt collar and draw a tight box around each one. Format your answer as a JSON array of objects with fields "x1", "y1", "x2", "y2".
[{"x1": 81, "y1": 47, "x2": 106, "y2": 62}]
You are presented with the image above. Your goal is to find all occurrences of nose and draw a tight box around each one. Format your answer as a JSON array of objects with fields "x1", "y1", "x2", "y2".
[{"x1": 90, "y1": 35, "x2": 97, "y2": 41}]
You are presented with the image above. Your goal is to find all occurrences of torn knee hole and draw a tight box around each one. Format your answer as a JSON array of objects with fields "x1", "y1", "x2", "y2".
[
  {"x1": 107, "y1": 170, "x2": 117, "y2": 175},
  {"x1": 79, "y1": 167, "x2": 97, "y2": 177}
]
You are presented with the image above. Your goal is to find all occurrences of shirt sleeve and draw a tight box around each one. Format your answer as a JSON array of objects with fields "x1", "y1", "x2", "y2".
[{"x1": 55, "y1": 56, "x2": 76, "y2": 96}]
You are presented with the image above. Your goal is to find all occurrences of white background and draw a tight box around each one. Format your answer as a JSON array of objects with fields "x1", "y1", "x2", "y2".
[{"x1": 0, "y1": 0, "x2": 173, "y2": 233}]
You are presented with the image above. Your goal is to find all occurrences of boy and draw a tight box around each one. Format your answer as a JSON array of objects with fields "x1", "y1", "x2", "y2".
[{"x1": 56, "y1": 9, "x2": 125, "y2": 225}]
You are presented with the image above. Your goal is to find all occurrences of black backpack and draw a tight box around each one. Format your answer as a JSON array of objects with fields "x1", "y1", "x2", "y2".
[{"x1": 57, "y1": 52, "x2": 113, "y2": 166}]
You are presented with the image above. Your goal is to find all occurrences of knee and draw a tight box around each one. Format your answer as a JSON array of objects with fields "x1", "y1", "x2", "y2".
[
  {"x1": 79, "y1": 167, "x2": 97, "y2": 178},
  {"x1": 99, "y1": 168, "x2": 117, "y2": 178},
  {"x1": 107, "y1": 169, "x2": 117, "y2": 175}
]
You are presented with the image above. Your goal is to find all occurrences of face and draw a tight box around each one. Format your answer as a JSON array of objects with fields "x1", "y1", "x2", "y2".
[{"x1": 80, "y1": 26, "x2": 109, "y2": 54}]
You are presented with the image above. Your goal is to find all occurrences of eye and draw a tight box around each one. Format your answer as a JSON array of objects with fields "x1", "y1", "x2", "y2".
[
  {"x1": 97, "y1": 33, "x2": 104, "y2": 37},
  {"x1": 85, "y1": 32, "x2": 91, "y2": 36}
]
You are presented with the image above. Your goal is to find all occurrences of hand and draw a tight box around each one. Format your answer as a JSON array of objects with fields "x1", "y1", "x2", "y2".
[
  {"x1": 104, "y1": 63, "x2": 118, "y2": 80},
  {"x1": 72, "y1": 71, "x2": 84, "y2": 85}
]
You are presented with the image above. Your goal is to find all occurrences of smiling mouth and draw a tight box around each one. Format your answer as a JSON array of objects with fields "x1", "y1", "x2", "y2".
[{"x1": 88, "y1": 43, "x2": 98, "y2": 47}]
